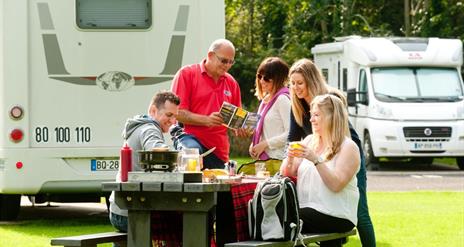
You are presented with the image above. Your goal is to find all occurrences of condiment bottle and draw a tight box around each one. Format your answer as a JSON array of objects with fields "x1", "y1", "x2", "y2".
[
  {"x1": 229, "y1": 160, "x2": 236, "y2": 176},
  {"x1": 120, "y1": 141, "x2": 132, "y2": 182}
]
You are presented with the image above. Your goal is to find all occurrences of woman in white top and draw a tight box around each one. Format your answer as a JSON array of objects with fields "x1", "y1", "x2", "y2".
[
  {"x1": 250, "y1": 57, "x2": 291, "y2": 160},
  {"x1": 281, "y1": 94, "x2": 360, "y2": 247}
]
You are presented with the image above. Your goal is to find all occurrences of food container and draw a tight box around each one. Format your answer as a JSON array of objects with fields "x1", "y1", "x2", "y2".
[{"x1": 138, "y1": 150, "x2": 179, "y2": 172}]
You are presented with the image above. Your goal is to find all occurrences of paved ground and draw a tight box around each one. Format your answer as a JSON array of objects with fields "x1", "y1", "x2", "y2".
[
  {"x1": 366, "y1": 161, "x2": 463, "y2": 191},
  {"x1": 367, "y1": 171, "x2": 464, "y2": 191},
  {"x1": 15, "y1": 197, "x2": 108, "y2": 221}
]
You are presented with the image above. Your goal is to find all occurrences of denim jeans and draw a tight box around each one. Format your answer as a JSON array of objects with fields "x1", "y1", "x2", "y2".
[
  {"x1": 109, "y1": 213, "x2": 127, "y2": 247},
  {"x1": 172, "y1": 130, "x2": 226, "y2": 169},
  {"x1": 109, "y1": 212, "x2": 127, "y2": 232},
  {"x1": 357, "y1": 155, "x2": 377, "y2": 247}
]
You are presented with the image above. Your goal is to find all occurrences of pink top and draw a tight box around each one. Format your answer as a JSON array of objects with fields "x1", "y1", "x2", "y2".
[{"x1": 171, "y1": 60, "x2": 242, "y2": 161}]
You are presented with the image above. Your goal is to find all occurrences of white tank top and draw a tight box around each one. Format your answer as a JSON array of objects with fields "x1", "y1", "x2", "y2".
[{"x1": 297, "y1": 138, "x2": 359, "y2": 225}]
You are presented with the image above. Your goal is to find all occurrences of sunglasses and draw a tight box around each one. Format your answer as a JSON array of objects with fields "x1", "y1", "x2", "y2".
[
  {"x1": 256, "y1": 73, "x2": 271, "y2": 82},
  {"x1": 214, "y1": 52, "x2": 235, "y2": 65}
]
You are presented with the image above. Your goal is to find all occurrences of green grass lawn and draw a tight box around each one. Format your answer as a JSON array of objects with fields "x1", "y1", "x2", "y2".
[
  {"x1": 1, "y1": 192, "x2": 463, "y2": 247},
  {"x1": 345, "y1": 192, "x2": 464, "y2": 247}
]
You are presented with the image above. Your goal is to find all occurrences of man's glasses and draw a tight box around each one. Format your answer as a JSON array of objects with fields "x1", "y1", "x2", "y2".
[
  {"x1": 256, "y1": 73, "x2": 271, "y2": 82},
  {"x1": 214, "y1": 52, "x2": 235, "y2": 65}
]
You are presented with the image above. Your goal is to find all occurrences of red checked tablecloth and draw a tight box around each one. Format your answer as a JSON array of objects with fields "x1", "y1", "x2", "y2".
[{"x1": 229, "y1": 182, "x2": 258, "y2": 241}]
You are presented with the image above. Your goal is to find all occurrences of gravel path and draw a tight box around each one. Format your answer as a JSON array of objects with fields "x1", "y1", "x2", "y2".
[{"x1": 367, "y1": 171, "x2": 464, "y2": 191}]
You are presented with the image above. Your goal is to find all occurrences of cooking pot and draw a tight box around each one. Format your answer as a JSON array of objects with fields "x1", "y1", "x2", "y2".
[{"x1": 138, "y1": 150, "x2": 179, "y2": 172}]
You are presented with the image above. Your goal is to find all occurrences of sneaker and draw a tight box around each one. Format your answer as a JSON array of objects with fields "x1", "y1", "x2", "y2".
[{"x1": 169, "y1": 125, "x2": 186, "y2": 141}]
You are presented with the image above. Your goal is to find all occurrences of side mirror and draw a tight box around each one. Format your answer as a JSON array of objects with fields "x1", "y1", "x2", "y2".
[
  {"x1": 347, "y1": 88, "x2": 357, "y2": 106},
  {"x1": 347, "y1": 88, "x2": 368, "y2": 106}
]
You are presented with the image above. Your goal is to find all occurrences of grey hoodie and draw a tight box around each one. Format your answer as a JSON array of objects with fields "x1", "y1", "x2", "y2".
[
  {"x1": 122, "y1": 114, "x2": 169, "y2": 171},
  {"x1": 110, "y1": 114, "x2": 169, "y2": 217}
]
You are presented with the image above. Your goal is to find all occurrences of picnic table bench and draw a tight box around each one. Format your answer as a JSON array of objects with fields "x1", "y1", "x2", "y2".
[
  {"x1": 50, "y1": 229, "x2": 355, "y2": 247},
  {"x1": 50, "y1": 231, "x2": 127, "y2": 247},
  {"x1": 224, "y1": 229, "x2": 356, "y2": 247}
]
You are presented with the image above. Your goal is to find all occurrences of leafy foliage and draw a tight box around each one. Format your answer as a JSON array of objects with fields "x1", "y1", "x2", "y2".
[{"x1": 225, "y1": 0, "x2": 464, "y2": 108}]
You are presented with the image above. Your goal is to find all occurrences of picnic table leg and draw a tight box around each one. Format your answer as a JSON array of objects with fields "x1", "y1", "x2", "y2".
[
  {"x1": 128, "y1": 210, "x2": 151, "y2": 247},
  {"x1": 183, "y1": 211, "x2": 209, "y2": 247},
  {"x1": 216, "y1": 191, "x2": 236, "y2": 247}
]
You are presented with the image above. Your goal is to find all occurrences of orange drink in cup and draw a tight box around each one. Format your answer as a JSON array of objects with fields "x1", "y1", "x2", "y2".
[
  {"x1": 290, "y1": 142, "x2": 302, "y2": 149},
  {"x1": 289, "y1": 142, "x2": 304, "y2": 157},
  {"x1": 187, "y1": 159, "x2": 197, "y2": 172}
]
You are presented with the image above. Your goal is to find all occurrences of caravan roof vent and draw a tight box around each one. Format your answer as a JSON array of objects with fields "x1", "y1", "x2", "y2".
[
  {"x1": 334, "y1": 35, "x2": 362, "y2": 42},
  {"x1": 391, "y1": 38, "x2": 429, "y2": 51}
]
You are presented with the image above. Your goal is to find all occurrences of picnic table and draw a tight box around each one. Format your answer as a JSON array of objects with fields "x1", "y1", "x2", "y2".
[
  {"x1": 102, "y1": 180, "x2": 258, "y2": 247},
  {"x1": 54, "y1": 179, "x2": 353, "y2": 247}
]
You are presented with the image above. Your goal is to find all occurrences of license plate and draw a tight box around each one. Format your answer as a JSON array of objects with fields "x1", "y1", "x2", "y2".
[
  {"x1": 411, "y1": 142, "x2": 442, "y2": 150},
  {"x1": 91, "y1": 159, "x2": 120, "y2": 171}
]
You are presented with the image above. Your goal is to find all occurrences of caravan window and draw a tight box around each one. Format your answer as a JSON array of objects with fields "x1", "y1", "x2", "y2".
[
  {"x1": 358, "y1": 69, "x2": 368, "y2": 103},
  {"x1": 371, "y1": 67, "x2": 463, "y2": 102},
  {"x1": 342, "y1": 68, "x2": 348, "y2": 91},
  {"x1": 76, "y1": 0, "x2": 151, "y2": 29},
  {"x1": 322, "y1": 69, "x2": 329, "y2": 81}
]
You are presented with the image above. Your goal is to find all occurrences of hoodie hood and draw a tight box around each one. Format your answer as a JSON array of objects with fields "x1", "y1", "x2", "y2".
[{"x1": 122, "y1": 115, "x2": 162, "y2": 140}]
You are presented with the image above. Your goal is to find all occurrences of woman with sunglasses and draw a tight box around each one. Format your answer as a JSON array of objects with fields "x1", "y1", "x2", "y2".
[
  {"x1": 287, "y1": 58, "x2": 376, "y2": 246},
  {"x1": 282, "y1": 94, "x2": 360, "y2": 247},
  {"x1": 249, "y1": 57, "x2": 291, "y2": 161}
]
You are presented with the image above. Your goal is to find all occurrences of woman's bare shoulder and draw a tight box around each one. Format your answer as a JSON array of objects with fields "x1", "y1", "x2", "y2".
[
  {"x1": 342, "y1": 138, "x2": 360, "y2": 154},
  {"x1": 302, "y1": 134, "x2": 314, "y2": 145}
]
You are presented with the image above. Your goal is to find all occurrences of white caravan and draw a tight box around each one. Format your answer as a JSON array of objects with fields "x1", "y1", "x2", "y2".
[
  {"x1": 0, "y1": 0, "x2": 225, "y2": 220},
  {"x1": 311, "y1": 36, "x2": 464, "y2": 169}
]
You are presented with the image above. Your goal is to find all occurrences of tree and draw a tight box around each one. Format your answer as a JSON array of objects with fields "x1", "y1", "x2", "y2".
[{"x1": 224, "y1": 0, "x2": 464, "y2": 155}]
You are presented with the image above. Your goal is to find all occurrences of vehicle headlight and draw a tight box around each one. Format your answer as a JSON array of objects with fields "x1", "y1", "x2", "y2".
[
  {"x1": 371, "y1": 103, "x2": 393, "y2": 119},
  {"x1": 457, "y1": 104, "x2": 464, "y2": 119}
]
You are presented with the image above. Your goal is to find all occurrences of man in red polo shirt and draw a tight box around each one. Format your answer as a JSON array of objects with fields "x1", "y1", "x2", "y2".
[{"x1": 171, "y1": 39, "x2": 241, "y2": 169}]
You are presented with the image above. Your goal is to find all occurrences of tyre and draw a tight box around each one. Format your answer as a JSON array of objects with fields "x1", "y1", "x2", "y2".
[
  {"x1": 363, "y1": 133, "x2": 379, "y2": 170},
  {"x1": 0, "y1": 194, "x2": 21, "y2": 221},
  {"x1": 105, "y1": 195, "x2": 110, "y2": 212},
  {"x1": 411, "y1": 157, "x2": 434, "y2": 166},
  {"x1": 457, "y1": 157, "x2": 464, "y2": 170}
]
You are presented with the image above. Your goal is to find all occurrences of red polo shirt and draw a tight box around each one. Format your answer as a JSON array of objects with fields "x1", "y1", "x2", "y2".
[{"x1": 171, "y1": 60, "x2": 242, "y2": 162}]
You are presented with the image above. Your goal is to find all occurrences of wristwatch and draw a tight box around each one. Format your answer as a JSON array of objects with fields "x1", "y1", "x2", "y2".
[{"x1": 313, "y1": 156, "x2": 324, "y2": 166}]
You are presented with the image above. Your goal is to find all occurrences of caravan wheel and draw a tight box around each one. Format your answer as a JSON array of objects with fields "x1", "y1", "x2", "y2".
[
  {"x1": 0, "y1": 194, "x2": 21, "y2": 220},
  {"x1": 457, "y1": 157, "x2": 464, "y2": 170},
  {"x1": 411, "y1": 157, "x2": 434, "y2": 166},
  {"x1": 363, "y1": 133, "x2": 379, "y2": 170}
]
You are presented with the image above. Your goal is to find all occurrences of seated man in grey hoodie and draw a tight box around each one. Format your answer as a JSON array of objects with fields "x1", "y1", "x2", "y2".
[{"x1": 109, "y1": 91, "x2": 180, "y2": 241}]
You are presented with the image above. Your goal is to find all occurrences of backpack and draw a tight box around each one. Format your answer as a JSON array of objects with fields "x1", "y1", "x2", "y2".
[{"x1": 248, "y1": 174, "x2": 301, "y2": 241}]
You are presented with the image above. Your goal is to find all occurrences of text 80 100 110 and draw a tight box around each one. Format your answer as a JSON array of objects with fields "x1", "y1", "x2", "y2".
[{"x1": 34, "y1": 126, "x2": 91, "y2": 143}]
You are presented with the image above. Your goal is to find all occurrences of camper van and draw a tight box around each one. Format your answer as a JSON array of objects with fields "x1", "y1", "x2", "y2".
[
  {"x1": 0, "y1": 0, "x2": 225, "y2": 220},
  {"x1": 311, "y1": 36, "x2": 464, "y2": 170}
]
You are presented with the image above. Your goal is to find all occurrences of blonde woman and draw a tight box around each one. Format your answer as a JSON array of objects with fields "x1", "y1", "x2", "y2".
[
  {"x1": 282, "y1": 94, "x2": 359, "y2": 247},
  {"x1": 287, "y1": 58, "x2": 376, "y2": 246}
]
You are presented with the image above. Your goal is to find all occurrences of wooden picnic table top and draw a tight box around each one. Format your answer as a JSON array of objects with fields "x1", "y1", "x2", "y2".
[{"x1": 102, "y1": 181, "x2": 233, "y2": 193}]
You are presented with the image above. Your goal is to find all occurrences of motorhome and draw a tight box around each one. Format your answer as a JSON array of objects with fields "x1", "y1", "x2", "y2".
[
  {"x1": 311, "y1": 36, "x2": 464, "y2": 169},
  {"x1": 0, "y1": 0, "x2": 225, "y2": 220}
]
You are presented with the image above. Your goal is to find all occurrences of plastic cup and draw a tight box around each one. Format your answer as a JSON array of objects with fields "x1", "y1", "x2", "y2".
[
  {"x1": 290, "y1": 142, "x2": 302, "y2": 149},
  {"x1": 255, "y1": 162, "x2": 266, "y2": 177},
  {"x1": 180, "y1": 148, "x2": 200, "y2": 172}
]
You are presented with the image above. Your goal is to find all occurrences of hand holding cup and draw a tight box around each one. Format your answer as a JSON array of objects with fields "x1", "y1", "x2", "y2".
[
  {"x1": 288, "y1": 142, "x2": 318, "y2": 162},
  {"x1": 288, "y1": 142, "x2": 305, "y2": 158}
]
